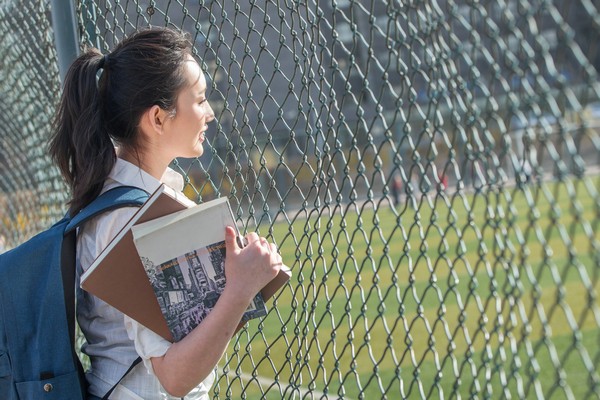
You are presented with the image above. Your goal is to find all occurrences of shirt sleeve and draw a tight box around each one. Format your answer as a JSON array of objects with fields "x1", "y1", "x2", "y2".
[{"x1": 123, "y1": 315, "x2": 172, "y2": 374}]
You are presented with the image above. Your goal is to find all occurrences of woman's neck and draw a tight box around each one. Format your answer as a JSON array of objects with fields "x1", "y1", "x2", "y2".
[{"x1": 117, "y1": 147, "x2": 171, "y2": 181}]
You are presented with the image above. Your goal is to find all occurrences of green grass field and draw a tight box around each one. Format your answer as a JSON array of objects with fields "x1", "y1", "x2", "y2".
[{"x1": 216, "y1": 175, "x2": 600, "y2": 399}]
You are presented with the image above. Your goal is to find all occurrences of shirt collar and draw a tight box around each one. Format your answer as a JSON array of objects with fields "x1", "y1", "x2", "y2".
[{"x1": 107, "y1": 158, "x2": 185, "y2": 193}]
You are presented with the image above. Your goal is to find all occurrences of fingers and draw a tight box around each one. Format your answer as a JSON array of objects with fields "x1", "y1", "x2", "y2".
[
  {"x1": 238, "y1": 230, "x2": 281, "y2": 262},
  {"x1": 236, "y1": 235, "x2": 248, "y2": 248},
  {"x1": 225, "y1": 225, "x2": 237, "y2": 242},
  {"x1": 226, "y1": 230, "x2": 282, "y2": 296},
  {"x1": 259, "y1": 237, "x2": 269, "y2": 248},
  {"x1": 225, "y1": 226, "x2": 241, "y2": 253},
  {"x1": 245, "y1": 233, "x2": 271, "y2": 250},
  {"x1": 269, "y1": 242, "x2": 278, "y2": 254},
  {"x1": 226, "y1": 227, "x2": 259, "y2": 251},
  {"x1": 245, "y1": 232, "x2": 260, "y2": 245}
]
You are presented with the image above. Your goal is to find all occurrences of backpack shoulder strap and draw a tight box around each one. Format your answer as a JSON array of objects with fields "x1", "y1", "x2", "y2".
[
  {"x1": 61, "y1": 185, "x2": 149, "y2": 398},
  {"x1": 65, "y1": 186, "x2": 150, "y2": 233},
  {"x1": 101, "y1": 356, "x2": 142, "y2": 400}
]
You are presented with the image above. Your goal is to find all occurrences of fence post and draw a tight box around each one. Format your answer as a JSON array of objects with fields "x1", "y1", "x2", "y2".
[{"x1": 50, "y1": 0, "x2": 79, "y2": 83}]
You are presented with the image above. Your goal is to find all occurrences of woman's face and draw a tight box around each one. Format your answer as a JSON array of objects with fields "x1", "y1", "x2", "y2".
[{"x1": 163, "y1": 55, "x2": 214, "y2": 159}]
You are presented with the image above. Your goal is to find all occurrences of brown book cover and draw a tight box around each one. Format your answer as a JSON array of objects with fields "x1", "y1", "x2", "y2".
[{"x1": 80, "y1": 184, "x2": 291, "y2": 342}]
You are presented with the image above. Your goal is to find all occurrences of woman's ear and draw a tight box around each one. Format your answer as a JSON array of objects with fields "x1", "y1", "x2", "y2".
[{"x1": 139, "y1": 105, "x2": 168, "y2": 136}]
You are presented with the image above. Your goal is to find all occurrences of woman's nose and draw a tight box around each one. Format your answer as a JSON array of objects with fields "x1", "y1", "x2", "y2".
[{"x1": 205, "y1": 103, "x2": 215, "y2": 122}]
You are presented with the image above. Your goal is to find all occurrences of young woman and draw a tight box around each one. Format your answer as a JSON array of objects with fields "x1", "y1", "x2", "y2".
[{"x1": 49, "y1": 27, "x2": 283, "y2": 399}]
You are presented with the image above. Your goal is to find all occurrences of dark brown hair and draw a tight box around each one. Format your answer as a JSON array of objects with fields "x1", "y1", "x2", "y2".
[{"x1": 49, "y1": 27, "x2": 193, "y2": 213}]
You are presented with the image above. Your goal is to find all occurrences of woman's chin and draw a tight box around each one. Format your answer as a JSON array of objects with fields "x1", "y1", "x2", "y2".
[
  {"x1": 179, "y1": 147, "x2": 204, "y2": 159},
  {"x1": 192, "y1": 146, "x2": 204, "y2": 158}
]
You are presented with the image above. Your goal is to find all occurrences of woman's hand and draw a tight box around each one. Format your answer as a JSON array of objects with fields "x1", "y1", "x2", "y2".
[{"x1": 223, "y1": 226, "x2": 282, "y2": 303}]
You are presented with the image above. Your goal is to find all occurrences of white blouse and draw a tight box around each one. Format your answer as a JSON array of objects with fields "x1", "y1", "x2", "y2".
[{"x1": 76, "y1": 158, "x2": 215, "y2": 399}]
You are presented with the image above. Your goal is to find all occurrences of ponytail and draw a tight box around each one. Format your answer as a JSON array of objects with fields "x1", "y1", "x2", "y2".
[{"x1": 49, "y1": 48, "x2": 116, "y2": 214}]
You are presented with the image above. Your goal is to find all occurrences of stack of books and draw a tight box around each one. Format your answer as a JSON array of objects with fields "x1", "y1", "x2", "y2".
[{"x1": 80, "y1": 184, "x2": 291, "y2": 342}]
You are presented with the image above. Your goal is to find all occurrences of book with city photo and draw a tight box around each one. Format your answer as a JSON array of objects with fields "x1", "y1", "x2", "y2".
[{"x1": 131, "y1": 197, "x2": 268, "y2": 342}]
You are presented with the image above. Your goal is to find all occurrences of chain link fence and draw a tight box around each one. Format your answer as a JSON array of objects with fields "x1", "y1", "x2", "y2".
[{"x1": 1, "y1": 0, "x2": 600, "y2": 398}]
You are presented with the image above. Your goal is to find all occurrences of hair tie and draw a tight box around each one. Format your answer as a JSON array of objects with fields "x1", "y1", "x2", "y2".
[{"x1": 98, "y1": 53, "x2": 109, "y2": 70}]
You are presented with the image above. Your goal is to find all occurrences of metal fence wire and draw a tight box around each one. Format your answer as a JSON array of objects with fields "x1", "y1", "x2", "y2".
[{"x1": 1, "y1": 0, "x2": 600, "y2": 399}]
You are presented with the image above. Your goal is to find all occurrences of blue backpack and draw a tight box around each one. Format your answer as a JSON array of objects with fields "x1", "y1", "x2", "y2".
[{"x1": 0, "y1": 186, "x2": 148, "y2": 399}]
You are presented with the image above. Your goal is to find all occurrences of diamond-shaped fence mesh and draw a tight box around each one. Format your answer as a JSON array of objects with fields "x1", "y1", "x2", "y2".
[{"x1": 1, "y1": 0, "x2": 599, "y2": 399}]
